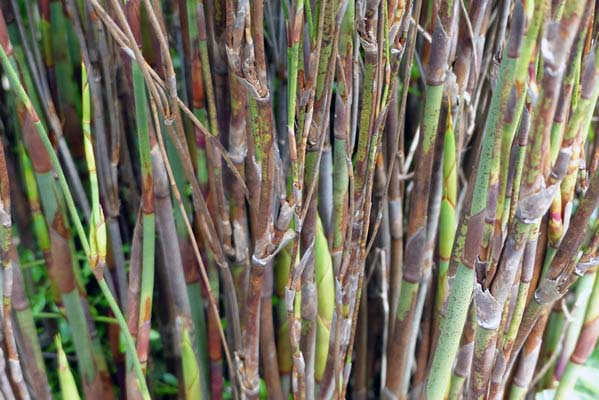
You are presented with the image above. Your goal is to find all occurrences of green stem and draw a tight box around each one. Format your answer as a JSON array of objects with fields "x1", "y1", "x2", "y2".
[{"x1": 0, "y1": 43, "x2": 150, "y2": 400}]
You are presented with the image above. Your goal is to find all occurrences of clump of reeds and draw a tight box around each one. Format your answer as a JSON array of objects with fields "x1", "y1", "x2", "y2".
[{"x1": 1, "y1": 0, "x2": 599, "y2": 399}]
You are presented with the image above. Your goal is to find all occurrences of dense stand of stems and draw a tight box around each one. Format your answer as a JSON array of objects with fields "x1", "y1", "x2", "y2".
[{"x1": 2, "y1": 0, "x2": 599, "y2": 399}]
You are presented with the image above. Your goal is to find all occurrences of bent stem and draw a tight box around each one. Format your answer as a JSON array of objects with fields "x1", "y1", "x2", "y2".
[{"x1": 0, "y1": 41, "x2": 150, "y2": 400}]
